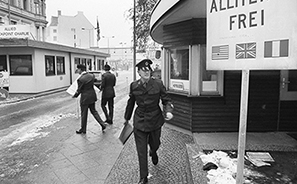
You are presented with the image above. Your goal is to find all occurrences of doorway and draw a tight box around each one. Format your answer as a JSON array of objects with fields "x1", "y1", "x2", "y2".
[
  {"x1": 280, "y1": 70, "x2": 297, "y2": 101},
  {"x1": 279, "y1": 70, "x2": 297, "y2": 131}
]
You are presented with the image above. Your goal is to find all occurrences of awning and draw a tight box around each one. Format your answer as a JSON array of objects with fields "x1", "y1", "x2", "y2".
[{"x1": 150, "y1": 0, "x2": 206, "y2": 44}]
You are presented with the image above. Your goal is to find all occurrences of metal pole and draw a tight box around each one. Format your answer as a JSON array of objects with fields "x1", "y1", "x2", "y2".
[
  {"x1": 133, "y1": 0, "x2": 136, "y2": 81},
  {"x1": 236, "y1": 69, "x2": 250, "y2": 184}
]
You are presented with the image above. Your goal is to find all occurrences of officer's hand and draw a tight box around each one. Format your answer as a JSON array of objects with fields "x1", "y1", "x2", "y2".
[{"x1": 165, "y1": 112, "x2": 173, "y2": 120}]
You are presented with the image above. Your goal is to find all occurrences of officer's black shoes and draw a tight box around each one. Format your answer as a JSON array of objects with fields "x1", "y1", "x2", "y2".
[
  {"x1": 76, "y1": 129, "x2": 86, "y2": 134},
  {"x1": 105, "y1": 119, "x2": 113, "y2": 124},
  {"x1": 149, "y1": 150, "x2": 159, "y2": 165},
  {"x1": 138, "y1": 177, "x2": 148, "y2": 184}
]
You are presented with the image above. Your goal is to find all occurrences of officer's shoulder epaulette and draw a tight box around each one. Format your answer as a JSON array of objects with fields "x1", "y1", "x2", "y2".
[{"x1": 131, "y1": 80, "x2": 140, "y2": 89}]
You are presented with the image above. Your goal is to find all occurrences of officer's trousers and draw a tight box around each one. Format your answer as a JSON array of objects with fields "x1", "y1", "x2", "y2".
[
  {"x1": 81, "y1": 103, "x2": 105, "y2": 131},
  {"x1": 134, "y1": 127, "x2": 161, "y2": 178}
]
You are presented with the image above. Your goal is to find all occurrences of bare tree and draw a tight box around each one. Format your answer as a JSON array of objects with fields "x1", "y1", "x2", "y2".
[{"x1": 127, "y1": 0, "x2": 158, "y2": 52}]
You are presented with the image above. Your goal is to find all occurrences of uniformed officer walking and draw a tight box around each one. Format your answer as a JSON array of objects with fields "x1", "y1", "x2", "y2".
[
  {"x1": 73, "y1": 64, "x2": 106, "y2": 134},
  {"x1": 124, "y1": 59, "x2": 174, "y2": 184},
  {"x1": 100, "y1": 64, "x2": 116, "y2": 124}
]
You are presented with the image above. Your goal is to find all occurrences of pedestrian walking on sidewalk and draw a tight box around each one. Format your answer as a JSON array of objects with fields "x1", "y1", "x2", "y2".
[
  {"x1": 73, "y1": 64, "x2": 106, "y2": 134},
  {"x1": 100, "y1": 64, "x2": 116, "y2": 124},
  {"x1": 124, "y1": 59, "x2": 174, "y2": 184}
]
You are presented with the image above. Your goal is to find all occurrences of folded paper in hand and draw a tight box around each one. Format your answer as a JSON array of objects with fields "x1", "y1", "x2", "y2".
[
  {"x1": 119, "y1": 123, "x2": 133, "y2": 145},
  {"x1": 66, "y1": 75, "x2": 100, "y2": 97}
]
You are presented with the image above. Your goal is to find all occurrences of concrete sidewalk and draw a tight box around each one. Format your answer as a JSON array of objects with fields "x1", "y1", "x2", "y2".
[{"x1": 2, "y1": 90, "x2": 297, "y2": 183}]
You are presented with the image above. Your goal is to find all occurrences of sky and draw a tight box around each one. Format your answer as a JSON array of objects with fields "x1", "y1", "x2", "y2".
[{"x1": 46, "y1": 0, "x2": 134, "y2": 48}]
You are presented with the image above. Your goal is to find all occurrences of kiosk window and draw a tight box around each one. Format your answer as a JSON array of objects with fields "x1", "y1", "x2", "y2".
[
  {"x1": 56, "y1": 56, "x2": 65, "y2": 75},
  {"x1": 170, "y1": 48, "x2": 189, "y2": 80},
  {"x1": 9, "y1": 55, "x2": 32, "y2": 76},
  {"x1": 165, "y1": 45, "x2": 223, "y2": 96},
  {"x1": 45, "y1": 55, "x2": 55, "y2": 76}
]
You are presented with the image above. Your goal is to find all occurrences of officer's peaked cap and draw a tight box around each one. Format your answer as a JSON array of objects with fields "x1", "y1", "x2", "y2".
[
  {"x1": 104, "y1": 64, "x2": 111, "y2": 71},
  {"x1": 136, "y1": 59, "x2": 153, "y2": 71}
]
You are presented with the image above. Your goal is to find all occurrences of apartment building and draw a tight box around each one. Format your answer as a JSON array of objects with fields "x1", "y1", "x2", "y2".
[
  {"x1": 0, "y1": 0, "x2": 47, "y2": 41},
  {"x1": 0, "y1": 1, "x2": 109, "y2": 94},
  {"x1": 46, "y1": 10, "x2": 96, "y2": 48}
]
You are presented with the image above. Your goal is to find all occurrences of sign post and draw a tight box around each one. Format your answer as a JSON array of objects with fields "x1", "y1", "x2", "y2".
[
  {"x1": 206, "y1": 1, "x2": 297, "y2": 183},
  {"x1": 236, "y1": 69, "x2": 250, "y2": 183}
]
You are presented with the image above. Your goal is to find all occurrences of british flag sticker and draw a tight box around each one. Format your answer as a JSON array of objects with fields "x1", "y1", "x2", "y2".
[{"x1": 236, "y1": 42, "x2": 256, "y2": 59}]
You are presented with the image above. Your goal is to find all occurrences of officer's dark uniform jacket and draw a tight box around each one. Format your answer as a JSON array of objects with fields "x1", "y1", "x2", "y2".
[
  {"x1": 124, "y1": 77, "x2": 173, "y2": 132},
  {"x1": 73, "y1": 72, "x2": 97, "y2": 105},
  {"x1": 100, "y1": 71, "x2": 116, "y2": 99}
]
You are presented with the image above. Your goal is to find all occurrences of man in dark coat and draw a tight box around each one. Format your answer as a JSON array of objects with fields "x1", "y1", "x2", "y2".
[
  {"x1": 100, "y1": 64, "x2": 116, "y2": 124},
  {"x1": 73, "y1": 64, "x2": 106, "y2": 134},
  {"x1": 124, "y1": 59, "x2": 174, "y2": 184}
]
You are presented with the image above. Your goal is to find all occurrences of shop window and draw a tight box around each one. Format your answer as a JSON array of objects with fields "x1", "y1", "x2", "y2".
[
  {"x1": 56, "y1": 56, "x2": 65, "y2": 75},
  {"x1": 9, "y1": 55, "x2": 32, "y2": 76},
  {"x1": 200, "y1": 45, "x2": 223, "y2": 95},
  {"x1": 166, "y1": 45, "x2": 223, "y2": 96},
  {"x1": 87, "y1": 59, "x2": 92, "y2": 70},
  {"x1": 168, "y1": 46, "x2": 190, "y2": 92},
  {"x1": 81, "y1": 58, "x2": 86, "y2": 66},
  {"x1": 170, "y1": 48, "x2": 189, "y2": 80},
  {"x1": 74, "y1": 57, "x2": 80, "y2": 65},
  {"x1": 45, "y1": 55, "x2": 55, "y2": 76}
]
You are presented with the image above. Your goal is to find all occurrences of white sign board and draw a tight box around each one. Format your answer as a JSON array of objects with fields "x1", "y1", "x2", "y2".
[
  {"x1": 0, "y1": 25, "x2": 31, "y2": 39},
  {"x1": 207, "y1": 0, "x2": 297, "y2": 70}
]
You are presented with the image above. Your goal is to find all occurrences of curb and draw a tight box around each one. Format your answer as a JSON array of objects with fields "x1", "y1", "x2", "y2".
[{"x1": 0, "y1": 87, "x2": 68, "y2": 105}]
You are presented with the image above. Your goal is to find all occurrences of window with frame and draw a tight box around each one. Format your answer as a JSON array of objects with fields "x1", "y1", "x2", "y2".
[
  {"x1": 74, "y1": 57, "x2": 80, "y2": 65},
  {"x1": 56, "y1": 56, "x2": 65, "y2": 75},
  {"x1": 200, "y1": 45, "x2": 223, "y2": 95},
  {"x1": 87, "y1": 59, "x2": 92, "y2": 70},
  {"x1": 170, "y1": 47, "x2": 189, "y2": 80},
  {"x1": 165, "y1": 45, "x2": 223, "y2": 96},
  {"x1": 81, "y1": 58, "x2": 86, "y2": 66},
  {"x1": 9, "y1": 55, "x2": 32, "y2": 76},
  {"x1": 45, "y1": 55, "x2": 55, "y2": 76},
  {"x1": 168, "y1": 46, "x2": 190, "y2": 92}
]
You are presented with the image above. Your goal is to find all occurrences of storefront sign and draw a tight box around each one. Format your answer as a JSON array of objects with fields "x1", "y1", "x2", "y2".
[
  {"x1": 0, "y1": 25, "x2": 31, "y2": 39},
  {"x1": 0, "y1": 71, "x2": 9, "y2": 87},
  {"x1": 207, "y1": 0, "x2": 297, "y2": 70},
  {"x1": 170, "y1": 80, "x2": 189, "y2": 91}
]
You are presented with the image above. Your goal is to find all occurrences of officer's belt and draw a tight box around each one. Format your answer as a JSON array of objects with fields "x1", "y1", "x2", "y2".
[{"x1": 136, "y1": 106, "x2": 160, "y2": 113}]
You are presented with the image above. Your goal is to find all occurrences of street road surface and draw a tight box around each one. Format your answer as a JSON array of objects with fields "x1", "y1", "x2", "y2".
[{"x1": 0, "y1": 70, "x2": 133, "y2": 183}]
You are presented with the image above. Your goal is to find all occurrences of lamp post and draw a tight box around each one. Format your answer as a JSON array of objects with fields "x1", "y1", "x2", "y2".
[
  {"x1": 119, "y1": 42, "x2": 127, "y2": 60},
  {"x1": 133, "y1": 0, "x2": 136, "y2": 80},
  {"x1": 81, "y1": 27, "x2": 93, "y2": 48},
  {"x1": 102, "y1": 36, "x2": 115, "y2": 54}
]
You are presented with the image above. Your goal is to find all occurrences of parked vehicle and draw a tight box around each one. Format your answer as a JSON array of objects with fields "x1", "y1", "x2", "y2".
[{"x1": 89, "y1": 71, "x2": 103, "y2": 88}]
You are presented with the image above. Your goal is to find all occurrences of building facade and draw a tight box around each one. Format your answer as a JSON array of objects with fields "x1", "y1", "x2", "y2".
[
  {"x1": 0, "y1": 38, "x2": 109, "y2": 93},
  {"x1": 0, "y1": 1, "x2": 109, "y2": 94},
  {"x1": 0, "y1": 0, "x2": 47, "y2": 41},
  {"x1": 150, "y1": 0, "x2": 297, "y2": 132},
  {"x1": 46, "y1": 10, "x2": 96, "y2": 49}
]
